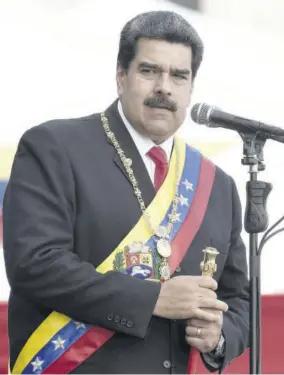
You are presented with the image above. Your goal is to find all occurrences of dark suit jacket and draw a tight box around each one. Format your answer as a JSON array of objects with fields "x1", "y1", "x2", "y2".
[{"x1": 3, "y1": 99, "x2": 249, "y2": 374}]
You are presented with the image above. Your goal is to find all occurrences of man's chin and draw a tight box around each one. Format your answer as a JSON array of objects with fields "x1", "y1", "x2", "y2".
[{"x1": 143, "y1": 120, "x2": 174, "y2": 142}]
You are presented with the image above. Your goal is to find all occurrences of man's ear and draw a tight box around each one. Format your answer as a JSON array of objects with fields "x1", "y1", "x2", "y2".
[{"x1": 116, "y1": 63, "x2": 126, "y2": 96}]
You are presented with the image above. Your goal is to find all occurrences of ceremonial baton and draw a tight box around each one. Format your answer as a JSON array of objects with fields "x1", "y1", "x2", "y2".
[{"x1": 187, "y1": 247, "x2": 219, "y2": 374}]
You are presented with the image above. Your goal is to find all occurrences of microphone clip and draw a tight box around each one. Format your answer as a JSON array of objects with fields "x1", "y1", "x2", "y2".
[{"x1": 239, "y1": 131, "x2": 268, "y2": 171}]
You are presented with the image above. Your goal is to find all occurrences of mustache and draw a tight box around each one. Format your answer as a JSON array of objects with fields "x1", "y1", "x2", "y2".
[{"x1": 144, "y1": 95, "x2": 177, "y2": 112}]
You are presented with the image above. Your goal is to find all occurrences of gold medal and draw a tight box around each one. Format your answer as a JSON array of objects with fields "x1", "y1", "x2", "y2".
[
  {"x1": 155, "y1": 226, "x2": 168, "y2": 238},
  {"x1": 159, "y1": 262, "x2": 171, "y2": 281},
  {"x1": 157, "y1": 239, "x2": 172, "y2": 258}
]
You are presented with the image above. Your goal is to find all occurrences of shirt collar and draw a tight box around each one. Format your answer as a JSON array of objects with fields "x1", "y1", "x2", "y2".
[{"x1": 117, "y1": 100, "x2": 173, "y2": 161}]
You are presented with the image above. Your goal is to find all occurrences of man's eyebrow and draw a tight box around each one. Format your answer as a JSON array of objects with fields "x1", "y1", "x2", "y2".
[
  {"x1": 138, "y1": 61, "x2": 160, "y2": 69},
  {"x1": 170, "y1": 68, "x2": 190, "y2": 75}
]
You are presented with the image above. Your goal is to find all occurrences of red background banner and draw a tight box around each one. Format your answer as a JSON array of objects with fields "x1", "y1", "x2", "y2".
[{"x1": 0, "y1": 295, "x2": 283, "y2": 374}]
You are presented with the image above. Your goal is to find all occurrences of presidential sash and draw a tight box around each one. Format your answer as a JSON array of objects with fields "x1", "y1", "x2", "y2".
[{"x1": 11, "y1": 138, "x2": 216, "y2": 374}]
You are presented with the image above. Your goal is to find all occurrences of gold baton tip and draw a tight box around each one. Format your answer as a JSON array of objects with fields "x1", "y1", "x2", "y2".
[{"x1": 200, "y1": 247, "x2": 219, "y2": 277}]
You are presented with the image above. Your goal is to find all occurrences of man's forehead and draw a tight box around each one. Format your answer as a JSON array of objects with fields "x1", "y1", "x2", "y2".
[{"x1": 134, "y1": 38, "x2": 192, "y2": 67}]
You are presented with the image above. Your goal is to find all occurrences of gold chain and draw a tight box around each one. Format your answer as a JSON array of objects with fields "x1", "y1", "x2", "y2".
[
  {"x1": 100, "y1": 112, "x2": 181, "y2": 237},
  {"x1": 100, "y1": 112, "x2": 182, "y2": 280}
]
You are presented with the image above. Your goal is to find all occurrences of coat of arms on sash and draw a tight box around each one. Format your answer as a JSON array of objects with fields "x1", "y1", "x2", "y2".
[{"x1": 113, "y1": 241, "x2": 162, "y2": 280}]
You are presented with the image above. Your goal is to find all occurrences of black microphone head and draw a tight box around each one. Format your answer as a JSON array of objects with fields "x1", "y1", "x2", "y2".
[{"x1": 190, "y1": 103, "x2": 213, "y2": 125}]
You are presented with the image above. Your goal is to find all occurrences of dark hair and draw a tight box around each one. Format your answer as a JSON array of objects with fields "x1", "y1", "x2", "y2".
[{"x1": 117, "y1": 11, "x2": 204, "y2": 80}]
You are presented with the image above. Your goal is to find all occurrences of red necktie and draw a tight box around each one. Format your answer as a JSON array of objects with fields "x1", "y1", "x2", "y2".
[{"x1": 147, "y1": 147, "x2": 169, "y2": 191}]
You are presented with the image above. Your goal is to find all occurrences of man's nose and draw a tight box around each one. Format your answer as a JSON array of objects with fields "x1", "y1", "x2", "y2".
[{"x1": 154, "y1": 73, "x2": 172, "y2": 96}]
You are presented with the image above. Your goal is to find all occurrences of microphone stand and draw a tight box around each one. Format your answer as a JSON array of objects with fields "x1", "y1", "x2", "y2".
[{"x1": 239, "y1": 132, "x2": 272, "y2": 374}]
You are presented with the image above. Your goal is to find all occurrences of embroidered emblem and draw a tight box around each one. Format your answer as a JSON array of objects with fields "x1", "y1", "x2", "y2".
[{"x1": 113, "y1": 241, "x2": 162, "y2": 280}]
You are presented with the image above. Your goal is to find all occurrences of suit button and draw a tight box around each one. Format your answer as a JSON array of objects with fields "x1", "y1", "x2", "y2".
[
  {"x1": 120, "y1": 318, "x2": 127, "y2": 325},
  {"x1": 107, "y1": 314, "x2": 114, "y2": 321},
  {"x1": 175, "y1": 266, "x2": 181, "y2": 273},
  {"x1": 126, "y1": 320, "x2": 133, "y2": 328},
  {"x1": 114, "y1": 315, "x2": 120, "y2": 323},
  {"x1": 163, "y1": 360, "x2": 171, "y2": 369}
]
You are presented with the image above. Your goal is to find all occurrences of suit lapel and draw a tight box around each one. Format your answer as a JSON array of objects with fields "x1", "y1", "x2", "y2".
[{"x1": 103, "y1": 100, "x2": 156, "y2": 208}]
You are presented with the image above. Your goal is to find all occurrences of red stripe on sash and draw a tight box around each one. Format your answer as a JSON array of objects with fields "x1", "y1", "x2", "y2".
[
  {"x1": 42, "y1": 327, "x2": 114, "y2": 374},
  {"x1": 43, "y1": 156, "x2": 215, "y2": 374},
  {"x1": 169, "y1": 156, "x2": 215, "y2": 272}
]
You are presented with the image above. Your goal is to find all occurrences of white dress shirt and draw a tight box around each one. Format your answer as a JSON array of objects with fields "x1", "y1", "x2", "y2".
[{"x1": 117, "y1": 101, "x2": 173, "y2": 184}]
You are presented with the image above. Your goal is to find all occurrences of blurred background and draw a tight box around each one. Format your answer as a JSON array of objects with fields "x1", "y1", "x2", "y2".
[
  {"x1": 1, "y1": 0, "x2": 284, "y2": 298},
  {"x1": 0, "y1": 1, "x2": 284, "y2": 373}
]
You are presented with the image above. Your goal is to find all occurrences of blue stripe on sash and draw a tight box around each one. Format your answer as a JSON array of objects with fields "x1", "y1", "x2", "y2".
[{"x1": 22, "y1": 321, "x2": 91, "y2": 374}]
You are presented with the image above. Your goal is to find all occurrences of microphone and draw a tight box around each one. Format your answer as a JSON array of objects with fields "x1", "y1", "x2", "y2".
[{"x1": 191, "y1": 103, "x2": 284, "y2": 144}]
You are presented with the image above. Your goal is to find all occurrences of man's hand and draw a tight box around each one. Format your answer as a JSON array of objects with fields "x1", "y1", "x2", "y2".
[
  {"x1": 185, "y1": 309, "x2": 223, "y2": 353},
  {"x1": 153, "y1": 276, "x2": 228, "y2": 321}
]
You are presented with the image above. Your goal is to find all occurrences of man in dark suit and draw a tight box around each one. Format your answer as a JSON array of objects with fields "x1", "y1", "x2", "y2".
[{"x1": 3, "y1": 10, "x2": 249, "y2": 374}]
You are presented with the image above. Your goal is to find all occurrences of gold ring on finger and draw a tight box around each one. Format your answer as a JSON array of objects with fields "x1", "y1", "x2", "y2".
[{"x1": 196, "y1": 327, "x2": 202, "y2": 338}]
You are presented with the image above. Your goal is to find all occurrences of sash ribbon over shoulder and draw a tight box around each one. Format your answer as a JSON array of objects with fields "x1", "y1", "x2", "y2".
[{"x1": 12, "y1": 139, "x2": 216, "y2": 374}]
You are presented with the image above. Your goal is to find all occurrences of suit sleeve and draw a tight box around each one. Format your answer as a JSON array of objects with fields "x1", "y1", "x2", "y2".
[
  {"x1": 3, "y1": 124, "x2": 161, "y2": 339},
  {"x1": 217, "y1": 177, "x2": 250, "y2": 372}
]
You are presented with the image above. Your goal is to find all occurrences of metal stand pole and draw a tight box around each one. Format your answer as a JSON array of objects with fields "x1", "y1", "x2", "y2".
[{"x1": 241, "y1": 134, "x2": 272, "y2": 374}]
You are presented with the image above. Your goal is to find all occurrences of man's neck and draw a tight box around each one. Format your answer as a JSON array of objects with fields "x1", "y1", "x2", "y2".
[{"x1": 117, "y1": 100, "x2": 174, "y2": 159}]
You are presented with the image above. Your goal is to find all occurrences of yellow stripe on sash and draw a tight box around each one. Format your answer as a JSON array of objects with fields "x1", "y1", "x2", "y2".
[
  {"x1": 97, "y1": 137, "x2": 185, "y2": 273},
  {"x1": 12, "y1": 313, "x2": 70, "y2": 374},
  {"x1": 12, "y1": 137, "x2": 186, "y2": 375}
]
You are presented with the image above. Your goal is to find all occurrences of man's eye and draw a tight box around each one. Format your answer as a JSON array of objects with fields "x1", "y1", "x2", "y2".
[
  {"x1": 141, "y1": 68, "x2": 156, "y2": 74},
  {"x1": 173, "y1": 73, "x2": 187, "y2": 80}
]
